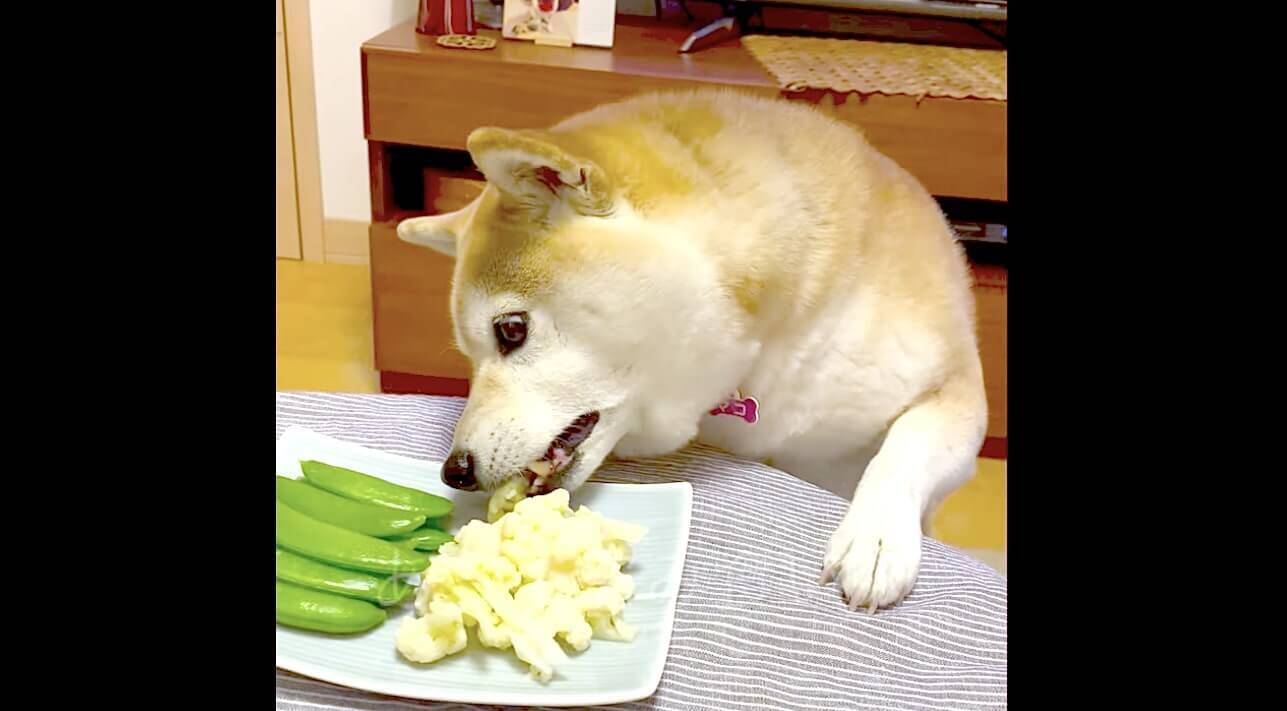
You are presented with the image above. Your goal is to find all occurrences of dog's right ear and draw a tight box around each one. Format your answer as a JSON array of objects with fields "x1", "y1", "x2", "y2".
[
  {"x1": 467, "y1": 127, "x2": 614, "y2": 217},
  {"x1": 396, "y1": 206, "x2": 469, "y2": 258}
]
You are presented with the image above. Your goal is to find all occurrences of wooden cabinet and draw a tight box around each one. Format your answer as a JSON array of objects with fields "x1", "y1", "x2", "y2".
[{"x1": 362, "y1": 17, "x2": 1007, "y2": 451}]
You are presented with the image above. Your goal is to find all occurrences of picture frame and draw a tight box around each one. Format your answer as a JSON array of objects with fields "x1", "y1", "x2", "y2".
[{"x1": 501, "y1": 0, "x2": 616, "y2": 48}]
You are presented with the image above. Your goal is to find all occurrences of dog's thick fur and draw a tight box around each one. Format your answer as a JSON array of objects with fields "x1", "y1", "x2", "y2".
[{"x1": 398, "y1": 90, "x2": 987, "y2": 611}]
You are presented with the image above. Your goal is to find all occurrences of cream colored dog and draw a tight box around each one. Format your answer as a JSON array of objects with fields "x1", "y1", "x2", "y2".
[{"x1": 397, "y1": 90, "x2": 987, "y2": 612}]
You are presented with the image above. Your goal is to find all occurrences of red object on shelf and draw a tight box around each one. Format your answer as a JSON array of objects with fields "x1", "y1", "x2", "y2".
[{"x1": 416, "y1": 0, "x2": 476, "y2": 36}]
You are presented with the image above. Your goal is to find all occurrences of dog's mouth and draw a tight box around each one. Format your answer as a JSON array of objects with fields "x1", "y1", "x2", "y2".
[{"x1": 521, "y1": 411, "x2": 600, "y2": 495}]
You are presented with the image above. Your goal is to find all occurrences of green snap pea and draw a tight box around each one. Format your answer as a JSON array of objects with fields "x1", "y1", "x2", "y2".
[
  {"x1": 300, "y1": 460, "x2": 454, "y2": 518},
  {"x1": 276, "y1": 501, "x2": 430, "y2": 574},
  {"x1": 276, "y1": 476, "x2": 425, "y2": 537},
  {"x1": 423, "y1": 514, "x2": 450, "y2": 531},
  {"x1": 276, "y1": 580, "x2": 386, "y2": 634},
  {"x1": 389, "y1": 526, "x2": 456, "y2": 552},
  {"x1": 275, "y1": 547, "x2": 415, "y2": 606}
]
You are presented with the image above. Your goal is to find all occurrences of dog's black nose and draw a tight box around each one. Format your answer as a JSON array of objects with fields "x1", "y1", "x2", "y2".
[{"x1": 442, "y1": 450, "x2": 478, "y2": 491}]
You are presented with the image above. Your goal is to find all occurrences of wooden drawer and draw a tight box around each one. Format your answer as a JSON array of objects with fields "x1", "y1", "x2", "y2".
[
  {"x1": 370, "y1": 220, "x2": 470, "y2": 379},
  {"x1": 363, "y1": 53, "x2": 765, "y2": 155},
  {"x1": 370, "y1": 173, "x2": 485, "y2": 379}
]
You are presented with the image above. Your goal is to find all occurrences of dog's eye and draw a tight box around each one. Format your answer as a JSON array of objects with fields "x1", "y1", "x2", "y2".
[{"x1": 493, "y1": 312, "x2": 529, "y2": 355}]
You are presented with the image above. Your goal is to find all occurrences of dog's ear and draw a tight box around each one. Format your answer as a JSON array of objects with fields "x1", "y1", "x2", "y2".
[
  {"x1": 396, "y1": 206, "x2": 468, "y2": 257},
  {"x1": 466, "y1": 127, "x2": 614, "y2": 217}
]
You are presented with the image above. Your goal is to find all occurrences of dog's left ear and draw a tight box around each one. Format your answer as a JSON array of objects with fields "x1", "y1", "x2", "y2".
[
  {"x1": 397, "y1": 205, "x2": 469, "y2": 257},
  {"x1": 467, "y1": 127, "x2": 614, "y2": 217}
]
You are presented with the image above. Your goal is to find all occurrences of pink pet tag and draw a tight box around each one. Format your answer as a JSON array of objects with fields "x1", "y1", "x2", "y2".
[{"x1": 709, "y1": 391, "x2": 759, "y2": 424}]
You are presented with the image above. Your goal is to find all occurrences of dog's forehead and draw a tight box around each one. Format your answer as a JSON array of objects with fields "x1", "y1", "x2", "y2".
[
  {"x1": 457, "y1": 195, "x2": 637, "y2": 301},
  {"x1": 453, "y1": 191, "x2": 555, "y2": 297}
]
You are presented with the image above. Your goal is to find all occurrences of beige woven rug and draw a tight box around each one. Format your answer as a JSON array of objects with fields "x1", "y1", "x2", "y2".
[{"x1": 743, "y1": 35, "x2": 1006, "y2": 101}]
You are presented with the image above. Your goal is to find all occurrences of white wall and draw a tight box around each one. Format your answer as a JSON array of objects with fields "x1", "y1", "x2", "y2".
[
  {"x1": 309, "y1": 0, "x2": 418, "y2": 223},
  {"x1": 308, "y1": 0, "x2": 657, "y2": 224}
]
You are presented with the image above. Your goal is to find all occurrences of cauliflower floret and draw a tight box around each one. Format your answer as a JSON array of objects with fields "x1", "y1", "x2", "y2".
[
  {"x1": 396, "y1": 600, "x2": 467, "y2": 663},
  {"x1": 610, "y1": 572, "x2": 636, "y2": 601},
  {"x1": 545, "y1": 566, "x2": 585, "y2": 597},
  {"x1": 475, "y1": 554, "x2": 522, "y2": 592},
  {"x1": 574, "y1": 506, "x2": 646, "y2": 544},
  {"x1": 510, "y1": 582, "x2": 590, "y2": 652},
  {"x1": 501, "y1": 534, "x2": 550, "y2": 582},
  {"x1": 602, "y1": 539, "x2": 633, "y2": 566},
  {"x1": 546, "y1": 593, "x2": 594, "y2": 652},
  {"x1": 552, "y1": 516, "x2": 601, "y2": 565},
  {"x1": 456, "y1": 519, "x2": 502, "y2": 558},
  {"x1": 508, "y1": 622, "x2": 569, "y2": 682},
  {"x1": 602, "y1": 518, "x2": 647, "y2": 545},
  {"x1": 488, "y1": 477, "x2": 528, "y2": 522},
  {"x1": 576, "y1": 546, "x2": 620, "y2": 588},
  {"x1": 515, "y1": 488, "x2": 572, "y2": 515},
  {"x1": 587, "y1": 611, "x2": 637, "y2": 642},
  {"x1": 513, "y1": 579, "x2": 554, "y2": 611},
  {"x1": 396, "y1": 488, "x2": 647, "y2": 681},
  {"x1": 445, "y1": 583, "x2": 511, "y2": 649},
  {"x1": 577, "y1": 585, "x2": 626, "y2": 618}
]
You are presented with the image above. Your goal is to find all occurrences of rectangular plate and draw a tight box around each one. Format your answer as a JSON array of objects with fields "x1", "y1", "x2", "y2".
[{"x1": 275, "y1": 426, "x2": 694, "y2": 706}]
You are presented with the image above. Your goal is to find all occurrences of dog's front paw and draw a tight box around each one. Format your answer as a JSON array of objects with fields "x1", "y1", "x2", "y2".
[{"x1": 820, "y1": 493, "x2": 922, "y2": 612}]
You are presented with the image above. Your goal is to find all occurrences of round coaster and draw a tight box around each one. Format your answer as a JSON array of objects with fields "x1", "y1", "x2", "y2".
[{"x1": 436, "y1": 34, "x2": 496, "y2": 50}]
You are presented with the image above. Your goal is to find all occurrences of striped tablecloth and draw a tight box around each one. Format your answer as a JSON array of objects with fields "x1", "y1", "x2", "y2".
[{"x1": 276, "y1": 392, "x2": 1007, "y2": 710}]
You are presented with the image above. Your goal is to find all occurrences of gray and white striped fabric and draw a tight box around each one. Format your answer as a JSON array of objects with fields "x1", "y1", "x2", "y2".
[{"x1": 276, "y1": 392, "x2": 1007, "y2": 710}]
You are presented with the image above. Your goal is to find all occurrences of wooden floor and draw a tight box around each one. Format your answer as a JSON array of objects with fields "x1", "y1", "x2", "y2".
[{"x1": 276, "y1": 258, "x2": 1006, "y2": 574}]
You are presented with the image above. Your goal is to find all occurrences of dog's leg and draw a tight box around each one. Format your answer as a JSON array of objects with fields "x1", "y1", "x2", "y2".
[{"x1": 821, "y1": 374, "x2": 986, "y2": 611}]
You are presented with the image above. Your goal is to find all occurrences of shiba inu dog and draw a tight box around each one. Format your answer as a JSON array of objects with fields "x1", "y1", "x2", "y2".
[{"x1": 397, "y1": 90, "x2": 987, "y2": 612}]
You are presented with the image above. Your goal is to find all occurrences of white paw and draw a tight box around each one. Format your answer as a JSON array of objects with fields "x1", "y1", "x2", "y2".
[{"x1": 820, "y1": 493, "x2": 922, "y2": 612}]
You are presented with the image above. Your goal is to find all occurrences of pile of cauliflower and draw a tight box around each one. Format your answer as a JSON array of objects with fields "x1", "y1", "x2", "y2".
[{"x1": 395, "y1": 480, "x2": 647, "y2": 682}]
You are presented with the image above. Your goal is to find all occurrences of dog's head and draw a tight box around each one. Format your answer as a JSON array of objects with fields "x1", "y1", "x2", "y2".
[{"x1": 398, "y1": 125, "x2": 750, "y2": 498}]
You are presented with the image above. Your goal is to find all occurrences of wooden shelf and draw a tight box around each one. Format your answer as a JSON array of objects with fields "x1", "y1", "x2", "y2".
[{"x1": 362, "y1": 17, "x2": 1005, "y2": 202}]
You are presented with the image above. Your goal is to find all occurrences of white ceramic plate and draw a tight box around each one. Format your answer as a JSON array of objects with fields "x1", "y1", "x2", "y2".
[{"x1": 275, "y1": 426, "x2": 694, "y2": 706}]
